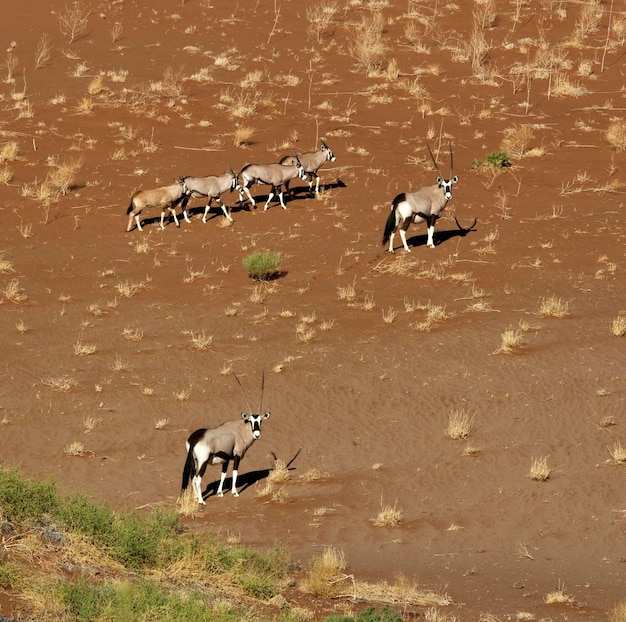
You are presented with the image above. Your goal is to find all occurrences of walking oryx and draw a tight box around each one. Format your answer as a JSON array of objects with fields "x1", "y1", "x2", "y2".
[
  {"x1": 179, "y1": 167, "x2": 240, "y2": 223},
  {"x1": 126, "y1": 178, "x2": 189, "y2": 232},
  {"x1": 238, "y1": 156, "x2": 307, "y2": 210},
  {"x1": 382, "y1": 144, "x2": 458, "y2": 252},
  {"x1": 181, "y1": 374, "x2": 270, "y2": 505},
  {"x1": 279, "y1": 138, "x2": 336, "y2": 196}
]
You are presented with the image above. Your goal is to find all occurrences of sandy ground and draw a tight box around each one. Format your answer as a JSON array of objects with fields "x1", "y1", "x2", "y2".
[{"x1": 1, "y1": 0, "x2": 625, "y2": 619}]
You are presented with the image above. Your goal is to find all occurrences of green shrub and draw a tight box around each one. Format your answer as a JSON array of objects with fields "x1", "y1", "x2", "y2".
[
  {"x1": 108, "y1": 508, "x2": 180, "y2": 570},
  {"x1": 0, "y1": 464, "x2": 59, "y2": 523},
  {"x1": 485, "y1": 150, "x2": 511, "y2": 168},
  {"x1": 54, "y1": 492, "x2": 114, "y2": 541},
  {"x1": 323, "y1": 607, "x2": 403, "y2": 622},
  {"x1": 243, "y1": 250, "x2": 283, "y2": 281}
]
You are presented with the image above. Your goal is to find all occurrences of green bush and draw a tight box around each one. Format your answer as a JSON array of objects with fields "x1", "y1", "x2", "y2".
[
  {"x1": 485, "y1": 150, "x2": 511, "y2": 168},
  {"x1": 242, "y1": 250, "x2": 283, "y2": 281},
  {"x1": 323, "y1": 606, "x2": 403, "y2": 622},
  {"x1": 0, "y1": 464, "x2": 59, "y2": 523}
]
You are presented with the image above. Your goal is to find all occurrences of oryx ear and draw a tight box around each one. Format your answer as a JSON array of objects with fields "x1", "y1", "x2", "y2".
[
  {"x1": 241, "y1": 412, "x2": 249, "y2": 421},
  {"x1": 263, "y1": 412, "x2": 271, "y2": 420},
  {"x1": 437, "y1": 176, "x2": 443, "y2": 185},
  {"x1": 452, "y1": 176, "x2": 458, "y2": 184}
]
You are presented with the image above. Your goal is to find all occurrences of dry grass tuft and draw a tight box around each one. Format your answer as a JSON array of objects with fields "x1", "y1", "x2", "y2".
[
  {"x1": 605, "y1": 120, "x2": 626, "y2": 151},
  {"x1": 349, "y1": 11, "x2": 389, "y2": 75},
  {"x1": 610, "y1": 315, "x2": 626, "y2": 337},
  {"x1": 528, "y1": 456, "x2": 551, "y2": 482},
  {"x1": 41, "y1": 376, "x2": 77, "y2": 392},
  {"x1": 372, "y1": 500, "x2": 403, "y2": 527},
  {"x1": 501, "y1": 125, "x2": 534, "y2": 158},
  {"x1": 537, "y1": 295, "x2": 569, "y2": 318},
  {"x1": 607, "y1": 441, "x2": 626, "y2": 464},
  {"x1": 257, "y1": 458, "x2": 291, "y2": 496},
  {"x1": 609, "y1": 599, "x2": 626, "y2": 622},
  {"x1": 301, "y1": 547, "x2": 348, "y2": 598},
  {"x1": 544, "y1": 581, "x2": 577, "y2": 606},
  {"x1": 2, "y1": 278, "x2": 27, "y2": 303},
  {"x1": 177, "y1": 488, "x2": 202, "y2": 516},
  {"x1": 445, "y1": 408, "x2": 475, "y2": 439},
  {"x1": 64, "y1": 441, "x2": 87, "y2": 456}
]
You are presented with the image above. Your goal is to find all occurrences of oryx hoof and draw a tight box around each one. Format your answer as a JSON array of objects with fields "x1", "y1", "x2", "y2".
[
  {"x1": 202, "y1": 218, "x2": 207, "y2": 224},
  {"x1": 232, "y1": 490, "x2": 239, "y2": 497},
  {"x1": 198, "y1": 499, "x2": 206, "y2": 506},
  {"x1": 217, "y1": 491, "x2": 224, "y2": 497}
]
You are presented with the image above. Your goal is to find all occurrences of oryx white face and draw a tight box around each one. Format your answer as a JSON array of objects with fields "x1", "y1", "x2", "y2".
[
  {"x1": 242, "y1": 411, "x2": 271, "y2": 439},
  {"x1": 322, "y1": 144, "x2": 336, "y2": 162},
  {"x1": 437, "y1": 176, "x2": 458, "y2": 201}
]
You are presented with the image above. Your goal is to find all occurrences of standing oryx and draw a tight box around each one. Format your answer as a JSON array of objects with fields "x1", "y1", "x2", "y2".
[
  {"x1": 181, "y1": 374, "x2": 270, "y2": 505},
  {"x1": 179, "y1": 167, "x2": 239, "y2": 224},
  {"x1": 238, "y1": 156, "x2": 307, "y2": 210},
  {"x1": 279, "y1": 138, "x2": 336, "y2": 196},
  {"x1": 382, "y1": 144, "x2": 458, "y2": 252},
  {"x1": 126, "y1": 177, "x2": 189, "y2": 232}
]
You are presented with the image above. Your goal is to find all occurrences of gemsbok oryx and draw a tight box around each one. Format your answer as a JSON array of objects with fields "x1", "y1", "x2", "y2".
[
  {"x1": 279, "y1": 138, "x2": 336, "y2": 196},
  {"x1": 126, "y1": 178, "x2": 189, "y2": 232},
  {"x1": 238, "y1": 156, "x2": 307, "y2": 210},
  {"x1": 181, "y1": 374, "x2": 270, "y2": 505},
  {"x1": 179, "y1": 167, "x2": 240, "y2": 224},
  {"x1": 382, "y1": 144, "x2": 458, "y2": 252}
]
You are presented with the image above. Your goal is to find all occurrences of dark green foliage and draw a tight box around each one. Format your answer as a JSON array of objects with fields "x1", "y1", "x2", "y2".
[
  {"x1": 0, "y1": 464, "x2": 59, "y2": 523},
  {"x1": 485, "y1": 150, "x2": 511, "y2": 168},
  {"x1": 60, "y1": 577, "x2": 237, "y2": 622},
  {"x1": 108, "y1": 508, "x2": 180, "y2": 570},
  {"x1": 54, "y1": 492, "x2": 114, "y2": 541},
  {"x1": 242, "y1": 250, "x2": 283, "y2": 281},
  {"x1": 470, "y1": 151, "x2": 511, "y2": 169},
  {"x1": 323, "y1": 606, "x2": 404, "y2": 622}
]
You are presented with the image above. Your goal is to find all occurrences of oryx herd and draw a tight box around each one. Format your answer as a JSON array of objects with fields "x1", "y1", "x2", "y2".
[
  {"x1": 126, "y1": 139, "x2": 336, "y2": 232},
  {"x1": 173, "y1": 144, "x2": 472, "y2": 506}
]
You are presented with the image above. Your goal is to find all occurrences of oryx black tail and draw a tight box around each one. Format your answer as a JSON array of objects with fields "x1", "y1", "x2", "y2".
[
  {"x1": 382, "y1": 198, "x2": 401, "y2": 245},
  {"x1": 181, "y1": 444, "x2": 195, "y2": 492}
]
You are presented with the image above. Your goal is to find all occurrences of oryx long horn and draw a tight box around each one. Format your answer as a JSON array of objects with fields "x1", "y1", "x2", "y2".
[
  {"x1": 228, "y1": 165, "x2": 235, "y2": 175},
  {"x1": 320, "y1": 138, "x2": 328, "y2": 148},
  {"x1": 426, "y1": 143, "x2": 442, "y2": 177},
  {"x1": 257, "y1": 371, "x2": 265, "y2": 414},
  {"x1": 233, "y1": 373, "x2": 253, "y2": 414},
  {"x1": 449, "y1": 144, "x2": 454, "y2": 178}
]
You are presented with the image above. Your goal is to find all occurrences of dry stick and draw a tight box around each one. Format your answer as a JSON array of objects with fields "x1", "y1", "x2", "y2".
[
  {"x1": 601, "y1": 0, "x2": 614, "y2": 73},
  {"x1": 267, "y1": 0, "x2": 280, "y2": 44}
]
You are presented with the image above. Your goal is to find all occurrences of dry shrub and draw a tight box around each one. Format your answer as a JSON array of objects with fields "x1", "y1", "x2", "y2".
[
  {"x1": 306, "y1": 0, "x2": 339, "y2": 42},
  {"x1": 349, "y1": 11, "x2": 389, "y2": 75},
  {"x1": 573, "y1": 0, "x2": 603, "y2": 42},
  {"x1": 501, "y1": 125, "x2": 534, "y2": 158},
  {"x1": 550, "y1": 73, "x2": 588, "y2": 98},
  {"x1": 608, "y1": 440, "x2": 626, "y2": 464},
  {"x1": 0, "y1": 141, "x2": 19, "y2": 162},
  {"x1": 537, "y1": 294, "x2": 569, "y2": 318},
  {"x1": 58, "y1": 2, "x2": 90, "y2": 43},
  {"x1": 372, "y1": 501, "x2": 403, "y2": 527},
  {"x1": 48, "y1": 156, "x2": 83, "y2": 196},
  {"x1": 302, "y1": 547, "x2": 348, "y2": 597},
  {"x1": 473, "y1": 0, "x2": 497, "y2": 29},
  {"x1": 611, "y1": 315, "x2": 626, "y2": 337},
  {"x1": 257, "y1": 458, "x2": 290, "y2": 496},
  {"x1": 529, "y1": 456, "x2": 551, "y2": 482},
  {"x1": 609, "y1": 599, "x2": 626, "y2": 622},
  {"x1": 605, "y1": 120, "x2": 626, "y2": 151},
  {"x1": 445, "y1": 408, "x2": 475, "y2": 439},
  {"x1": 544, "y1": 581, "x2": 577, "y2": 606}
]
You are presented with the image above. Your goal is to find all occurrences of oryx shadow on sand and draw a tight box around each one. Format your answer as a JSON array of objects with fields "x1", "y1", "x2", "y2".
[
  {"x1": 200, "y1": 448, "x2": 301, "y2": 501},
  {"x1": 406, "y1": 216, "x2": 478, "y2": 250}
]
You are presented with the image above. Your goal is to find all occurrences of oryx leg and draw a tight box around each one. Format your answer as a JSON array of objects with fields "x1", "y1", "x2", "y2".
[
  {"x1": 314, "y1": 173, "x2": 321, "y2": 194},
  {"x1": 277, "y1": 187, "x2": 288, "y2": 210},
  {"x1": 231, "y1": 456, "x2": 241, "y2": 496},
  {"x1": 242, "y1": 185, "x2": 256, "y2": 208},
  {"x1": 179, "y1": 195, "x2": 192, "y2": 224},
  {"x1": 426, "y1": 214, "x2": 438, "y2": 248},
  {"x1": 216, "y1": 461, "x2": 229, "y2": 497},
  {"x1": 263, "y1": 188, "x2": 276, "y2": 211},
  {"x1": 202, "y1": 198, "x2": 214, "y2": 223},
  {"x1": 215, "y1": 197, "x2": 233, "y2": 222},
  {"x1": 193, "y1": 461, "x2": 209, "y2": 504},
  {"x1": 399, "y1": 219, "x2": 412, "y2": 252}
]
